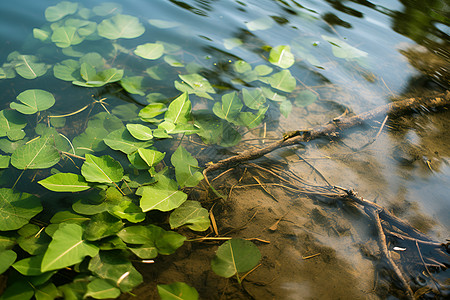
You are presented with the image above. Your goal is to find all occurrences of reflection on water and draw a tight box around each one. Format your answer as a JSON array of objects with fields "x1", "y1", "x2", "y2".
[{"x1": 0, "y1": 0, "x2": 448, "y2": 298}]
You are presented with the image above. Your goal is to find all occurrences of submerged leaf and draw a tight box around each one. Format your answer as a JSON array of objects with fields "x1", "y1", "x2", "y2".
[
  {"x1": 213, "y1": 91, "x2": 242, "y2": 122},
  {"x1": 138, "y1": 174, "x2": 187, "y2": 212},
  {"x1": 268, "y1": 69, "x2": 296, "y2": 92},
  {"x1": 0, "y1": 109, "x2": 27, "y2": 138},
  {"x1": 98, "y1": 14, "x2": 145, "y2": 39},
  {"x1": 0, "y1": 188, "x2": 42, "y2": 231},
  {"x1": 81, "y1": 154, "x2": 124, "y2": 183},
  {"x1": 45, "y1": 1, "x2": 78, "y2": 22},
  {"x1": 171, "y1": 146, "x2": 203, "y2": 188},
  {"x1": 134, "y1": 43, "x2": 164, "y2": 60},
  {"x1": 246, "y1": 17, "x2": 274, "y2": 31},
  {"x1": 322, "y1": 35, "x2": 368, "y2": 59},
  {"x1": 242, "y1": 88, "x2": 266, "y2": 110},
  {"x1": 157, "y1": 282, "x2": 199, "y2": 300},
  {"x1": 11, "y1": 135, "x2": 60, "y2": 169},
  {"x1": 51, "y1": 26, "x2": 84, "y2": 48},
  {"x1": 295, "y1": 90, "x2": 317, "y2": 107},
  {"x1": 239, "y1": 106, "x2": 269, "y2": 129},
  {"x1": 10, "y1": 53, "x2": 49, "y2": 79},
  {"x1": 169, "y1": 201, "x2": 210, "y2": 231}
]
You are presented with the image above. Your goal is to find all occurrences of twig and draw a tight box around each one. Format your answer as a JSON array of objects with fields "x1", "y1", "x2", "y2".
[{"x1": 415, "y1": 240, "x2": 441, "y2": 294}]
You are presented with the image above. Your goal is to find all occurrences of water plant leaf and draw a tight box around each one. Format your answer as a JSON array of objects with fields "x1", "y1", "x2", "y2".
[
  {"x1": 45, "y1": 1, "x2": 78, "y2": 22},
  {"x1": 213, "y1": 91, "x2": 242, "y2": 122},
  {"x1": 12, "y1": 255, "x2": 44, "y2": 276},
  {"x1": 38, "y1": 173, "x2": 91, "y2": 192},
  {"x1": 65, "y1": 18, "x2": 97, "y2": 36},
  {"x1": 157, "y1": 282, "x2": 199, "y2": 300},
  {"x1": 295, "y1": 90, "x2": 317, "y2": 107},
  {"x1": 41, "y1": 223, "x2": 99, "y2": 272},
  {"x1": 194, "y1": 112, "x2": 241, "y2": 147},
  {"x1": 138, "y1": 148, "x2": 165, "y2": 167},
  {"x1": 35, "y1": 283, "x2": 61, "y2": 300},
  {"x1": 322, "y1": 35, "x2": 368, "y2": 59},
  {"x1": 86, "y1": 279, "x2": 121, "y2": 299},
  {"x1": 269, "y1": 45, "x2": 295, "y2": 69},
  {"x1": 0, "y1": 155, "x2": 10, "y2": 168},
  {"x1": 0, "y1": 250, "x2": 17, "y2": 274},
  {"x1": 93, "y1": 2, "x2": 123, "y2": 16},
  {"x1": 239, "y1": 106, "x2": 269, "y2": 129},
  {"x1": 234, "y1": 60, "x2": 252, "y2": 73},
  {"x1": 164, "y1": 55, "x2": 184, "y2": 67},
  {"x1": 17, "y1": 224, "x2": 51, "y2": 255},
  {"x1": 179, "y1": 74, "x2": 215, "y2": 95},
  {"x1": 254, "y1": 65, "x2": 273, "y2": 76},
  {"x1": 110, "y1": 201, "x2": 145, "y2": 223},
  {"x1": 242, "y1": 88, "x2": 266, "y2": 110},
  {"x1": 280, "y1": 99, "x2": 293, "y2": 118},
  {"x1": 88, "y1": 251, "x2": 143, "y2": 292},
  {"x1": 246, "y1": 17, "x2": 274, "y2": 31},
  {"x1": 80, "y1": 62, "x2": 97, "y2": 82},
  {"x1": 126, "y1": 124, "x2": 153, "y2": 141},
  {"x1": 169, "y1": 201, "x2": 210, "y2": 231},
  {"x1": 224, "y1": 37, "x2": 242, "y2": 50},
  {"x1": 51, "y1": 26, "x2": 84, "y2": 48},
  {"x1": 211, "y1": 239, "x2": 261, "y2": 278},
  {"x1": 104, "y1": 127, "x2": 153, "y2": 154},
  {"x1": 164, "y1": 92, "x2": 191, "y2": 125},
  {"x1": 10, "y1": 89, "x2": 55, "y2": 115},
  {"x1": 138, "y1": 174, "x2": 187, "y2": 212},
  {"x1": 98, "y1": 14, "x2": 145, "y2": 40},
  {"x1": 9, "y1": 53, "x2": 49, "y2": 80},
  {"x1": 134, "y1": 43, "x2": 164, "y2": 60},
  {"x1": 171, "y1": 146, "x2": 203, "y2": 188},
  {"x1": 0, "y1": 110, "x2": 27, "y2": 138},
  {"x1": 11, "y1": 135, "x2": 60, "y2": 169},
  {"x1": 139, "y1": 103, "x2": 167, "y2": 122},
  {"x1": 261, "y1": 87, "x2": 286, "y2": 102},
  {"x1": 155, "y1": 231, "x2": 186, "y2": 255},
  {"x1": 50, "y1": 211, "x2": 89, "y2": 224},
  {"x1": 33, "y1": 28, "x2": 51, "y2": 41},
  {"x1": 84, "y1": 212, "x2": 123, "y2": 241},
  {"x1": 149, "y1": 19, "x2": 180, "y2": 29},
  {"x1": 81, "y1": 154, "x2": 124, "y2": 183},
  {"x1": 120, "y1": 76, "x2": 145, "y2": 96},
  {"x1": 53, "y1": 59, "x2": 81, "y2": 81},
  {"x1": 268, "y1": 69, "x2": 296, "y2": 92},
  {"x1": 0, "y1": 281, "x2": 34, "y2": 300}
]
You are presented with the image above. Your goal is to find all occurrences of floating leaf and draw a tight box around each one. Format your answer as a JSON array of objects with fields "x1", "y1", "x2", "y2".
[
  {"x1": 242, "y1": 88, "x2": 266, "y2": 110},
  {"x1": 134, "y1": 43, "x2": 164, "y2": 60},
  {"x1": 246, "y1": 17, "x2": 274, "y2": 31},
  {"x1": 38, "y1": 173, "x2": 91, "y2": 192},
  {"x1": 98, "y1": 14, "x2": 145, "y2": 39},
  {"x1": 164, "y1": 55, "x2": 184, "y2": 67},
  {"x1": 80, "y1": 62, "x2": 97, "y2": 82},
  {"x1": 10, "y1": 89, "x2": 55, "y2": 115},
  {"x1": 269, "y1": 45, "x2": 295, "y2": 69},
  {"x1": 110, "y1": 201, "x2": 145, "y2": 223},
  {"x1": 254, "y1": 65, "x2": 273, "y2": 76},
  {"x1": 171, "y1": 146, "x2": 203, "y2": 188},
  {"x1": 104, "y1": 127, "x2": 153, "y2": 154},
  {"x1": 0, "y1": 109, "x2": 27, "y2": 138},
  {"x1": 65, "y1": 18, "x2": 97, "y2": 36},
  {"x1": 138, "y1": 148, "x2": 165, "y2": 167},
  {"x1": 322, "y1": 35, "x2": 368, "y2": 59},
  {"x1": 126, "y1": 124, "x2": 153, "y2": 141},
  {"x1": 35, "y1": 283, "x2": 61, "y2": 300},
  {"x1": 155, "y1": 231, "x2": 186, "y2": 255},
  {"x1": 213, "y1": 91, "x2": 242, "y2": 122},
  {"x1": 12, "y1": 255, "x2": 44, "y2": 276},
  {"x1": 86, "y1": 279, "x2": 121, "y2": 299},
  {"x1": 50, "y1": 211, "x2": 89, "y2": 224},
  {"x1": 45, "y1": 1, "x2": 78, "y2": 22},
  {"x1": 234, "y1": 60, "x2": 252, "y2": 73},
  {"x1": 211, "y1": 239, "x2": 261, "y2": 278},
  {"x1": 0, "y1": 250, "x2": 17, "y2": 274},
  {"x1": 169, "y1": 201, "x2": 210, "y2": 231},
  {"x1": 138, "y1": 174, "x2": 187, "y2": 212},
  {"x1": 120, "y1": 76, "x2": 145, "y2": 96},
  {"x1": 157, "y1": 282, "x2": 199, "y2": 300},
  {"x1": 179, "y1": 74, "x2": 215, "y2": 95},
  {"x1": 295, "y1": 90, "x2": 317, "y2": 107},
  {"x1": 33, "y1": 28, "x2": 51, "y2": 42},
  {"x1": 51, "y1": 26, "x2": 84, "y2": 48},
  {"x1": 0, "y1": 281, "x2": 34, "y2": 300},
  {"x1": 10, "y1": 54, "x2": 49, "y2": 80},
  {"x1": 11, "y1": 135, "x2": 60, "y2": 169},
  {"x1": 164, "y1": 92, "x2": 191, "y2": 125},
  {"x1": 93, "y1": 2, "x2": 123, "y2": 16},
  {"x1": 149, "y1": 19, "x2": 180, "y2": 29},
  {"x1": 0, "y1": 155, "x2": 10, "y2": 168},
  {"x1": 81, "y1": 154, "x2": 124, "y2": 183},
  {"x1": 84, "y1": 212, "x2": 123, "y2": 241},
  {"x1": 41, "y1": 223, "x2": 98, "y2": 272},
  {"x1": 139, "y1": 103, "x2": 167, "y2": 122},
  {"x1": 268, "y1": 69, "x2": 296, "y2": 92},
  {"x1": 239, "y1": 106, "x2": 269, "y2": 129},
  {"x1": 224, "y1": 38, "x2": 242, "y2": 50},
  {"x1": 53, "y1": 59, "x2": 81, "y2": 81}
]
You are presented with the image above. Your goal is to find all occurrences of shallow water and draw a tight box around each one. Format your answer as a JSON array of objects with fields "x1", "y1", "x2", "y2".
[{"x1": 0, "y1": 0, "x2": 449, "y2": 299}]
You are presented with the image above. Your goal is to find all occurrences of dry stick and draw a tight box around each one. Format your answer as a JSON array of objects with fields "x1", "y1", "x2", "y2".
[
  {"x1": 365, "y1": 207, "x2": 415, "y2": 300},
  {"x1": 415, "y1": 240, "x2": 442, "y2": 294},
  {"x1": 203, "y1": 92, "x2": 450, "y2": 179}
]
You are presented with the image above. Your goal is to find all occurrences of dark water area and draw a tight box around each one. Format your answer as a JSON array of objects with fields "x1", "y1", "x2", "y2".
[{"x1": 0, "y1": 0, "x2": 449, "y2": 299}]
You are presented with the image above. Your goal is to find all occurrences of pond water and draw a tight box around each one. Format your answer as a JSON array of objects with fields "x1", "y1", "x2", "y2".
[{"x1": 0, "y1": 0, "x2": 448, "y2": 299}]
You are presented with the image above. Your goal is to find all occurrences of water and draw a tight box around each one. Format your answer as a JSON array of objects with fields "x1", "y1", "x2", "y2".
[{"x1": 0, "y1": 0, "x2": 448, "y2": 299}]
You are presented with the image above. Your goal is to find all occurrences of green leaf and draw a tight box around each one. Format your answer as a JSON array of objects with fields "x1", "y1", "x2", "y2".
[
  {"x1": 81, "y1": 154, "x2": 124, "y2": 183},
  {"x1": 86, "y1": 279, "x2": 121, "y2": 299},
  {"x1": 12, "y1": 255, "x2": 44, "y2": 276},
  {"x1": 155, "y1": 231, "x2": 186, "y2": 255},
  {"x1": 179, "y1": 74, "x2": 215, "y2": 95},
  {"x1": 261, "y1": 87, "x2": 286, "y2": 102},
  {"x1": 224, "y1": 37, "x2": 242, "y2": 50},
  {"x1": 84, "y1": 212, "x2": 123, "y2": 241},
  {"x1": 104, "y1": 127, "x2": 153, "y2": 154},
  {"x1": 93, "y1": 2, "x2": 123, "y2": 16},
  {"x1": 138, "y1": 174, "x2": 187, "y2": 212},
  {"x1": 80, "y1": 62, "x2": 96, "y2": 82},
  {"x1": 41, "y1": 223, "x2": 99, "y2": 272},
  {"x1": 11, "y1": 135, "x2": 60, "y2": 169},
  {"x1": 134, "y1": 43, "x2": 164, "y2": 60},
  {"x1": 212, "y1": 91, "x2": 243, "y2": 122},
  {"x1": 50, "y1": 211, "x2": 89, "y2": 224},
  {"x1": 38, "y1": 173, "x2": 91, "y2": 192},
  {"x1": 149, "y1": 19, "x2": 180, "y2": 29},
  {"x1": 242, "y1": 88, "x2": 266, "y2": 110},
  {"x1": 98, "y1": 14, "x2": 145, "y2": 39},
  {"x1": 138, "y1": 148, "x2": 165, "y2": 167},
  {"x1": 7, "y1": 129, "x2": 25, "y2": 141},
  {"x1": 120, "y1": 76, "x2": 146, "y2": 96},
  {"x1": 0, "y1": 110, "x2": 27, "y2": 138},
  {"x1": 126, "y1": 124, "x2": 153, "y2": 141},
  {"x1": 51, "y1": 26, "x2": 84, "y2": 48},
  {"x1": 45, "y1": 1, "x2": 78, "y2": 22},
  {"x1": 53, "y1": 59, "x2": 81, "y2": 81},
  {"x1": 295, "y1": 90, "x2": 317, "y2": 107},
  {"x1": 0, "y1": 250, "x2": 16, "y2": 274},
  {"x1": 171, "y1": 146, "x2": 203, "y2": 188},
  {"x1": 10, "y1": 89, "x2": 55, "y2": 115},
  {"x1": 211, "y1": 239, "x2": 261, "y2": 278},
  {"x1": 0, "y1": 281, "x2": 34, "y2": 300},
  {"x1": 234, "y1": 60, "x2": 252, "y2": 73},
  {"x1": 280, "y1": 99, "x2": 293, "y2": 118},
  {"x1": 169, "y1": 201, "x2": 210, "y2": 231},
  {"x1": 268, "y1": 70, "x2": 296, "y2": 92},
  {"x1": 164, "y1": 55, "x2": 184, "y2": 67},
  {"x1": 10, "y1": 54, "x2": 49, "y2": 80},
  {"x1": 17, "y1": 224, "x2": 50, "y2": 255},
  {"x1": 254, "y1": 65, "x2": 273, "y2": 76},
  {"x1": 0, "y1": 155, "x2": 9, "y2": 168},
  {"x1": 33, "y1": 28, "x2": 51, "y2": 42},
  {"x1": 239, "y1": 106, "x2": 269, "y2": 129},
  {"x1": 165, "y1": 92, "x2": 191, "y2": 125},
  {"x1": 194, "y1": 112, "x2": 241, "y2": 147},
  {"x1": 88, "y1": 251, "x2": 143, "y2": 292},
  {"x1": 110, "y1": 201, "x2": 145, "y2": 223},
  {"x1": 157, "y1": 282, "x2": 199, "y2": 300},
  {"x1": 34, "y1": 283, "x2": 61, "y2": 300},
  {"x1": 139, "y1": 103, "x2": 167, "y2": 122},
  {"x1": 146, "y1": 65, "x2": 169, "y2": 80},
  {"x1": 269, "y1": 45, "x2": 295, "y2": 69},
  {"x1": 322, "y1": 35, "x2": 368, "y2": 59},
  {"x1": 246, "y1": 17, "x2": 274, "y2": 31}
]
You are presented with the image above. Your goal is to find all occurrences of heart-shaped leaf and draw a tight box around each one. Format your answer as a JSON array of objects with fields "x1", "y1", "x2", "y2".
[
  {"x1": 169, "y1": 201, "x2": 210, "y2": 231},
  {"x1": 322, "y1": 35, "x2": 368, "y2": 59},
  {"x1": 41, "y1": 223, "x2": 98, "y2": 272},
  {"x1": 126, "y1": 124, "x2": 153, "y2": 141},
  {"x1": 139, "y1": 103, "x2": 167, "y2": 122},
  {"x1": 165, "y1": 92, "x2": 191, "y2": 125},
  {"x1": 98, "y1": 14, "x2": 145, "y2": 39},
  {"x1": 138, "y1": 148, "x2": 165, "y2": 167},
  {"x1": 246, "y1": 17, "x2": 274, "y2": 31},
  {"x1": 10, "y1": 89, "x2": 55, "y2": 115},
  {"x1": 171, "y1": 146, "x2": 203, "y2": 188},
  {"x1": 134, "y1": 43, "x2": 164, "y2": 60},
  {"x1": 211, "y1": 239, "x2": 261, "y2": 278},
  {"x1": 0, "y1": 189, "x2": 43, "y2": 231},
  {"x1": 53, "y1": 59, "x2": 81, "y2": 81},
  {"x1": 295, "y1": 90, "x2": 317, "y2": 107},
  {"x1": 242, "y1": 88, "x2": 266, "y2": 110},
  {"x1": 0, "y1": 250, "x2": 17, "y2": 274},
  {"x1": 51, "y1": 26, "x2": 84, "y2": 48},
  {"x1": 45, "y1": 1, "x2": 78, "y2": 22},
  {"x1": 157, "y1": 282, "x2": 199, "y2": 300},
  {"x1": 93, "y1": 2, "x2": 123, "y2": 16},
  {"x1": 84, "y1": 212, "x2": 123, "y2": 241},
  {"x1": 11, "y1": 135, "x2": 60, "y2": 169},
  {"x1": 269, "y1": 45, "x2": 295, "y2": 69},
  {"x1": 212, "y1": 91, "x2": 242, "y2": 122},
  {"x1": 104, "y1": 127, "x2": 153, "y2": 154},
  {"x1": 9, "y1": 53, "x2": 49, "y2": 79},
  {"x1": 179, "y1": 74, "x2": 215, "y2": 95},
  {"x1": 0, "y1": 109, "x2": 27, "y2": 138},
  {"x1": 81, "y1": 154, "x2": 124, "y2": 183},
  {"x1": 120, "y1": 76, "x2": 146, "y2": 96},
  {"x1": 137, "y1": 174, "x2": 187, "y2": 212},
  {"x1": 268, "y1": 69, "x2": 296, "y2": 92},
  {"x1": 86, "y1": 279, "x2": 121, "y2": 299},
  {"x1": 38, "y1": 173, "x2": 91, "y2": 192},
  {"x1": 239, "y1": 106, "x2": 269, "y2": 129}
]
